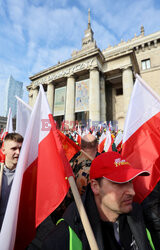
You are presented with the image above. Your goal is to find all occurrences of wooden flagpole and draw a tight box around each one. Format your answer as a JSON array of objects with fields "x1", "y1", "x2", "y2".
[
  {"x1": 68, "y1": 150, "x2": 98, "y2": 249},
  {"x1": 80, "y1": 149, "x2": 94, "y2": 161}
]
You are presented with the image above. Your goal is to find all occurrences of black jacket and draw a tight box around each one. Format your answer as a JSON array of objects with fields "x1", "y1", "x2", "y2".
[
  {"x1": 42, "y1": 185, "x2": 152, "y2": 250},
  {"x1": 142, "y1": 180, "x2": 160, "y2": 250}
]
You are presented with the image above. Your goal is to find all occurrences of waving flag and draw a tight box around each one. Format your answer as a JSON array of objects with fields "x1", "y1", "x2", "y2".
[
  {"x1": 122, "y1": 74, "x2": 160, "y2": 203},
  {"x1": 0, "y1": 85, "x2": 72, "y2": 250},
  {"x1": 0, "y1": 108, "x2": 13, "y2": 142},
  {"x1": 6, "y1": 108, "x2": 13, "y2": 133},
  {"x1": 16, "y1": 96, "x2": 32, "y2": 137},
  {"x1": 57, "y1": 130, "x2": 80, "y2": 161},
  {"x1": 104, "y1": 130, "x2": 113, "y2": 152}
]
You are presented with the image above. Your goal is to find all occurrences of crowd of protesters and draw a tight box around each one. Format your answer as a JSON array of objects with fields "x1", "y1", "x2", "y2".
[{"x1": 0, "y1": 124, "x2": 159, "y2": 249}]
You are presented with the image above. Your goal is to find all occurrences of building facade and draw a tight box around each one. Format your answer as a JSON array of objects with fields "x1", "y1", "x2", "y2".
[
  {"x1": 0, "y1": 116, "x2": 16, "y2": 132},
  {"x1": 5, "y1": 75, "x2": 23, "y2": 118},
  {"x1": 27, "y1": 13, "x2": 160, "y2": 130}
]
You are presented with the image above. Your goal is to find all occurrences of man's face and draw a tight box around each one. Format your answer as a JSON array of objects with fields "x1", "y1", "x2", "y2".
[
  {"x1": 2, "y1": 140, "x2": 22, "y2": 169},
  {"x1": 91, "y1": 178, "x2": 135, "y2": 221}
]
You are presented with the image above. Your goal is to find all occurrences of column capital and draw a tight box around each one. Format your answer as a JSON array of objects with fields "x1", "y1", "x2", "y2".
[
  {"x1": 89, "y1": 66, "x2": 99, "y2": 72},
  {"x1": 26, "y1": 84, "x2": 32, "y2": 91},
  {"x1": 46, "y1": 80, "x2": 54, "y2": 85},
  {"x1": 32, "y1": 84, "x2": 39, "y2": 90},
  {"x1": 121, "y1": 64, "x2": 133, "y2": 72},
  {"x1": 66, "y1": 74, "x2": 75, "y2": 79}
]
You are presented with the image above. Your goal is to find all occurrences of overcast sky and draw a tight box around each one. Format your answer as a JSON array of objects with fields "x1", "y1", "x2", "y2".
[{"x1": 0, "y1": 0, "x2": 160, "y2": 116}]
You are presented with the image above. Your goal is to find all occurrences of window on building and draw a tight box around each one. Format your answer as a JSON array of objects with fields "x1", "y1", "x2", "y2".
[{"x1": 141, "y1": 59, "x2": 151, "y2": 70}]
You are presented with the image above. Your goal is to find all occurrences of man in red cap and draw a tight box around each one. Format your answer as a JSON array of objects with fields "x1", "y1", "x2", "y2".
[{"x1": 42, "y1": 152, "x2": 153, "y2": 250}]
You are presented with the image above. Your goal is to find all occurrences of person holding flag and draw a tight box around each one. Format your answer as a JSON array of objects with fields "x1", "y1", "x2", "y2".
[
  {"x1": 0, "y1": 133, "x2": 23, "y2": 230},
  {"x1": 42, "y1": 152, "x2": 152, "y2": 250}
]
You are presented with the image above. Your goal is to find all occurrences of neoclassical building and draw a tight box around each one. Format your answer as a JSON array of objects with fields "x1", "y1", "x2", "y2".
[{"x1": 27, "y1": 12, "x2": 160, "y2": 130}]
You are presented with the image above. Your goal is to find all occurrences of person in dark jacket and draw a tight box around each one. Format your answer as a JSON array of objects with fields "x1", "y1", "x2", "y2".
[
  {"x1": 142, "y1": 180, "x2": 160, "y2": 250},
  {"x1": 42, "y1": 152, "x2": 153, "y2": 250}
]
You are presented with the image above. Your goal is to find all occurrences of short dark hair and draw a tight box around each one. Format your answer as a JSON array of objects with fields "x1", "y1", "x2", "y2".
[
  {"x1": 95, "y1": 177, "x2": 104, "y2": 186},
  {"x1": 4, "y1": 133, "x2": 23, "y2": 143}
]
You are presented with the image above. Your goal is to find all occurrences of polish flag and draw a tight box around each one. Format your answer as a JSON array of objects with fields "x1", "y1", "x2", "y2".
[
  {"x1": 16, "y1": 96, "x2": 32, "y2": 137},
  {"x1": 98, "y1": 132, "x2": 106, "y2": 153},
  {"x1": 104, "y1": 131, "x2": 113, "y2": 152},
  {"x1": 6, "y1": 107, "x2": 13, "y2": 133},
  {"x1": 0, "y1": 85, "x2": 72, "y2": 250},
  {"x1": 98, "y1": 137, "x2": 106, "y2": 153},
  {"x1": 115, "y1": 131, "x2": 123, "y2": 153},
  {"x1": 0, "y1": 108, "x2": 13, "y2": 142},
  {"x1": 122, "y1": 74, "x2": 160, "y2": 203},
  {"x1": 98, "y1": 131, "x2": 112, "y2": 153}
]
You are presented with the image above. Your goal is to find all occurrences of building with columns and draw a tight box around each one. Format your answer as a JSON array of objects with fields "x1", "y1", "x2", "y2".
[{"x1": 27, "y1": 12, "x2": 160, "y2": 130}]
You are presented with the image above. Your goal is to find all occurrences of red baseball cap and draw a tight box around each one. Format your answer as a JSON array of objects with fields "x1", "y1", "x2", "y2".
[{"x1": 90, "y1": 152, "x2": 150, "y2": 183}]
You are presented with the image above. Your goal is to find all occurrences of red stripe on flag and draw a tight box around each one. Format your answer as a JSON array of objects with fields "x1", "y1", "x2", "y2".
[
  {"x1": 57, "y1": 130, "x2": 80, "y2": 161},
  {"x1": 14, "y1": 158, "x2": 38, "y2": 249},
  {"x1": 122, "y1": 112, "x2": 160, "y2": 203},
  {"x1": 49, "y1": 114, "x2": 74, "y2": 178},
  {"x1": 36, "y1": 129, "x2": 70, "y2": 227},
  {"x1": 98, "y1": 138, "x2": 106, "y2": 153}
]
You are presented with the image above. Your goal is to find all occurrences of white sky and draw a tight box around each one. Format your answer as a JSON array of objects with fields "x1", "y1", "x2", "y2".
[{"x1": 0, "y1": 0, "x2": 160, "y2": 116}]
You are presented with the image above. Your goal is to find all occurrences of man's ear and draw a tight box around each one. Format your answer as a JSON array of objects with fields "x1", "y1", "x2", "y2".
[
  {"x1": 1, "y1": 141, "x2": 7, "y2": 154},
  {"x1": 90, "y1": 179, "x2": 100, "y2": 195},
  {"x1": 1, "y1": 146, "x2": 5, "y2": 154}
]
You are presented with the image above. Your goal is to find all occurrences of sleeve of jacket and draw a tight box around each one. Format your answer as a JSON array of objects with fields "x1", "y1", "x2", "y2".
[
  {"x1": 128, "y1": 203, "x2": 153, "y2": 250},
  {"x1": 41, "y1": 220, "x2": 69, "y2": 250},
  {"x1": 142, "y1": 181, "x2": 160, "y2": 250}
]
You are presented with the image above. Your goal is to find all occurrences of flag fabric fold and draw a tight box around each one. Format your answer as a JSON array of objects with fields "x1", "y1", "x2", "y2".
[
  {"x1": 16, "y1": 96, "x2": 32, "y2": 137},
  {"x1": 6, "y1": 108, "x2": 13, "y2": 133},
  {"x1": 122, "y1": 74, "x2": 160, "y2": 203},
  {"x1": 57, "y1": 130, "x2": 80, "y2": 161},
  {"x1": 98, "y1": 131, "x2": 113, "y2": 153},
  {"x1": 0, "y1": 85, "x2": 71, "y2": 250}
]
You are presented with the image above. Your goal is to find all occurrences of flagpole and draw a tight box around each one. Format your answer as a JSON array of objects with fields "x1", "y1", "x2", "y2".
[
  {"x1": 80, "y1": 149, "x2": 94, "y2": 161},
  {"x1": 15, "y1": 96, "x2": 32, "y2": 111},
  {"x1": 68, "y1": 175, "x2": 99, "y2": 250},
  {"x1": 50, "y1": 126, "x2": 98, "y2": 249}
]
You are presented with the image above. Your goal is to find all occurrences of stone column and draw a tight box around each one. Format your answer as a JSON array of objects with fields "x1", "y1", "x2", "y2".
[
  {"x1": 65, "y1": 75, "x2": 75, "y2": 127},
  {"x1": 100, "y1": 75, "x2": 106, "y2": 123},
  {"x1": 122, "y1": 66, "x2": 134, "y2": 115},
  {"x1": 89, "y1": 67, "x2": 100, "y2": 125},
  {"x1": 32, "y1": 87, "x2": 39, "y2": 107},
  {"x1": 47, "y1": 82, "x2": 54, "y2": 113},
  {"x1": 28, "y1": 90, "x2": 33, "y2": 107}
]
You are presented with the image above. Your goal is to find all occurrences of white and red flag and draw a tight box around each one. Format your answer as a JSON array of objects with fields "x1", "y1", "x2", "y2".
[
  {"x1": 98, "y1": 131, "x2": 113, "y2": 153},
  {"x1": 0, "y1": 85, "x2": 72, "y2": 250},
  {"x1": 104, "y1": 130, "x2": 113, "y2": 152},
  {"x1": 6, "y1": 107, "x2": 13, "y2": 134},
  {"x1": 0, "y1": 107, "x2": 13, "y2": 141},
  {"x1": 122, "y1": 74, "x2": 160, "y2": 203},
  {"x1": 16, "y1": 96, "x2": 32, "y2": 137}
]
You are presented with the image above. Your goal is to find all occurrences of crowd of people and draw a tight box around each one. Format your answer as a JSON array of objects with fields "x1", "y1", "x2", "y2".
[{"x1": 0, "y1": 128, "x2": 159, "y2": 249}]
